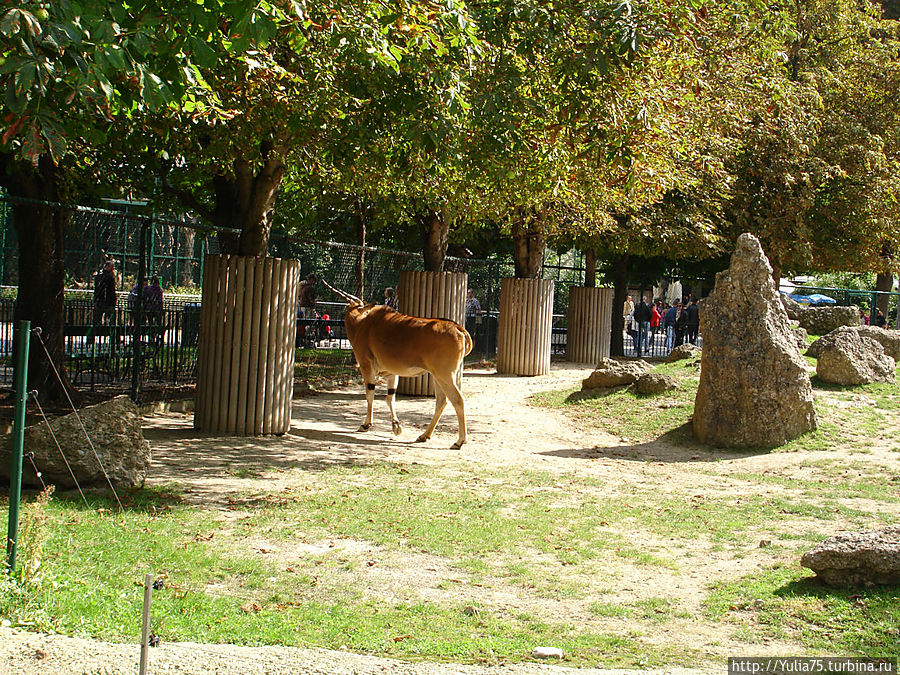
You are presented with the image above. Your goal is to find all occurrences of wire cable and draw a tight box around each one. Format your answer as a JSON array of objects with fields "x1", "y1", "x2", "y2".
[
  {"x1": 29, "y1": 390, "x2": 90, "y2": 509},
  {"x1": 32, "y1": 328, "x2": 124, "y2": 513}
]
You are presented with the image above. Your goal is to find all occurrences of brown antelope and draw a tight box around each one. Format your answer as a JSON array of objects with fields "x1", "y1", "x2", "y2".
[{"x1": 322, "y1": 281, "x2": 473, "y2": 448}]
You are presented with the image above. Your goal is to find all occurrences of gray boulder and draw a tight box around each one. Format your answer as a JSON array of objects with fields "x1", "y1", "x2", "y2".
[
  {"x1": 801, "y1": 526, "x2": 900, "y2": 587},
  {"x1": 631, "y1": 373, "x2": 679, "y2": 395},
  {"x1": 0, "y1": 395, "x2": 151, "y2": 489},
  {"x1": 807, "y1": 325, "x2": 900, "y2": 361},
  {"x1": 665, "y1": 343, "x2": 701, "y2": 363},
  {"x1": 781, "y1": 294, "x2": 806, "y2": 321},
  {"x1": 693, "y1": 234, "x2": 817, "y2": 448},
  {"x1": 792, "y1": 326, "x2": 809, "y2": 352},
  {"x1": 815, "y1": 332, "x2": 895, "y2": 386},
  {"x1": 799, "y1": 305, "x2": 861, "y2": 335},
  {"x1": 582, "y1": 358, "x2": 652, "y2": 390}
]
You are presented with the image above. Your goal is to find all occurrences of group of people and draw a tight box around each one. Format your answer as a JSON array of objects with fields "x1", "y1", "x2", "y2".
[
  {"x1": 623, "y1": 294, "x2": 701, "y2": 353},
  {"x1": 92, "y1": 255, "x2": 164, "y2": 328},
  {"x1": 858, "y1": 306, "x2": 888, "y2": 328}
]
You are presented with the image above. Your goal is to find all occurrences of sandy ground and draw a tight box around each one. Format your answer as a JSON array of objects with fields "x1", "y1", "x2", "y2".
[{"x1": 3, "y1": 362, "x2": 897, "y2": 674}]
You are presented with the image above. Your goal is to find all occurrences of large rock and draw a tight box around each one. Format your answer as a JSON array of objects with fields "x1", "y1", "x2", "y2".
[
  {"x1": 781, "y1": 294, "x2": 806, "y2": 321},
  {"x1": 665, "y1": 343, "x2": 701, "y2": 363},
  {"x1": 815, "y1": 332, "x2": 895, "y2": 386},
  {"x1": 582, "y1": 358, "x2": 652, "y2": 390},
  {"x1": 792, "y1": 326, "x2": 809, "y2": 352},
  {"x1": 0, "y1": 395, "x2": 151, "y2": 489},
  {"x1": 631, "y1": 372, "x2": 678, "y2": 395},
  {"x1": 801, "y1": 526, "x2": 900, "y2": 587},
  {"x1": 693, "y1": 234, "x2": 817, "y2": 448},
  {"x1": 807, "y1": 325, "x2": 900, "y2": 361},
  {"x1": 799, "y1": 305, "x2": 861, "y2": 335}
]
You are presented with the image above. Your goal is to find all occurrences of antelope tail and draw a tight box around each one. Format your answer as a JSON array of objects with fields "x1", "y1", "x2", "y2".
[
  {"x1": 462, "y1": 326, "x2": 473, "y2": 356},
  {"x1": 320, "y1": 280, "x2": 363, "y2": 305}
]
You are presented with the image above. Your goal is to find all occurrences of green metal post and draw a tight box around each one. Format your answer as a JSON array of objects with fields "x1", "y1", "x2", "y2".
[{"x1": 6, "y1": 320, "x2": 31, "y2": 574}]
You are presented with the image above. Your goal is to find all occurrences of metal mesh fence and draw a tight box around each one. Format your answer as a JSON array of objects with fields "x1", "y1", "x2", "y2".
[{"x1": 16, "y1": 195, "x2": 874, "y2": 399}]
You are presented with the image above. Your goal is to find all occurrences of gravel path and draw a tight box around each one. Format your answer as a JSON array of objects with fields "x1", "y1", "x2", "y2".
[{"x1": 0, "y1": 626, "x2": 713, "y2": 674}]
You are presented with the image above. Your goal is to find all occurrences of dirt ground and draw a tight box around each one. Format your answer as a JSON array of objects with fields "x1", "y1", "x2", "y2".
[{"x1": 3, "y1": 361, "x2": 897, "y2": 674}]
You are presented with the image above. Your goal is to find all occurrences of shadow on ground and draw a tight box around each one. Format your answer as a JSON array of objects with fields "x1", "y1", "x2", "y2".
[{"x1": 539, "y1": 423, "x2": 773, "y2": 463}]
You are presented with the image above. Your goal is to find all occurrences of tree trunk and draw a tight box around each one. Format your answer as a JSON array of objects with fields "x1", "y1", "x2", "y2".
[
  {"x1": 181, "y1": 226, "x2": 196, "y2": 287},
  {"x1": 421, "y1": 209, "x2": 450, "y2": 273},
  {"x1": 6, "y1": 156, "x2": 73, "y2": 401},
  {"x1": 875, "y1": 272, "x2": 893, "y2": 319},
  {"x1": 610, "y1": 254, "x2": 630, "y2": 357},
  {"x1": 204, "y1": 150, "x2": 284, "y2": 257},
  {"x1": 355, "y1": 198, "x2": 367, "y2": 299},
  {"x1": 584, "y1": 249, "x2": 596, "y2": 288},
  {"x1": 770, "y1": 261, "x2": 782, "y2": 289},
  {"x1": 511, "y1": 207, "x2": 546, "y2": 279}
]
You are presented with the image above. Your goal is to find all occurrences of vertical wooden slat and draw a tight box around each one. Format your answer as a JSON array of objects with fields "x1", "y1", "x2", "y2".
[
  {"x1": 221, "y1": 259, "x2": 239, "y2": 433},
  {"x1": 262, "y1": 259, "x2": 281, "y2": 434},
  {"x1": 246, "y1": 258, "x2": 264, "y2": 435},
  {"x1": 235, "y1": 259, "x2": 255, "y2": 435},
  {"x1": 225, "y1": 260, "x2": 245, "y2": 434},
  {"x1": 254, "y1": 258, "x2": 274, "y2": 435},
  {"x1": 194, "y1": 255, "x2": 214, "y2": 429},
  {"x1": 282, "y1": 260, "x2": 300, "y2": 430},
  {"x1": 270, "y1": 260, "x2": 284, "y2": 434},
  {"x1": 209, "y1": 256, "x2": 228, "y2": 432}
]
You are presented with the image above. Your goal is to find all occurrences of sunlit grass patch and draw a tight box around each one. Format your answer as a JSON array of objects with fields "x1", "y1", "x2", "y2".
[
  {"x1": 705, "y1": 565, "x2": 900, "y2": 655},
  {"x1": 531, "y1": 361, "x2": 699, "y2": 444}
]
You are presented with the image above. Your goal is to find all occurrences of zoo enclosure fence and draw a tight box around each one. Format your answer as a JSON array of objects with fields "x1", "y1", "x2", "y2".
[
  {"x1": 4, "y1": 195, "x2": 894, "y2": 399},
  {"x1": 0, "y1": 196, "x2": 595, "y2": 400}
]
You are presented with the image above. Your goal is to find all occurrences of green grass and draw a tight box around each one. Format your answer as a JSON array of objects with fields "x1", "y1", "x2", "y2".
[
  {"x1": 532, "y1": 360, "x2": 900, "y2": 453},
  {"x1": 3, "y1": 354, "x2": 900, "y2": 667},
  {"x1": 0, "y1": 486, "x2": 696, "y2": 667},
  {"x1": 294, "y1": 348, "x2": 357, "y2": 383},
  {"x1": 705, "y1": 565, "x2": 900, "y2": 655},
  {"x1": 531, "y1": 360, "x2": 700, "y2": 444}
]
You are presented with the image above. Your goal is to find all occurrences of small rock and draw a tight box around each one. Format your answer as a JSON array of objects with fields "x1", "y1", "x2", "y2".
[
  {"x1": 532, "y1": 647, "x2": 564, "y2": 659},
  {"x1": 582, "y1": 358, "x2": 652, "y2": 390},
  {"x1": 801, "y1": 526, "x2": 900, "y2": 587},
  {"x1": 631, "y1": 372, "x2": 678, "y2": 396},
  {"x1": 665, "y1": 343, "x2": 701, "y2": 363}
]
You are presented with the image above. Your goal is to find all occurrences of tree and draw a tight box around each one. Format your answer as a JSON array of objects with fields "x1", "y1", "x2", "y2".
[
  {"x1": 0, "y1": 1, "x2": 217, "y2": 398},
  {"x1": 720, "y1": 0, "x2": 900, "y2": 280},
  {"x1": 151, "y1": 1, "x2": 479, "y2": 261}
]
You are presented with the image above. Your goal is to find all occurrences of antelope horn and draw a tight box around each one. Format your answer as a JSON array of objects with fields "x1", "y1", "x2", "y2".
[{"x1": 320, "y1": 280, "x2": 363, "y2": 305}]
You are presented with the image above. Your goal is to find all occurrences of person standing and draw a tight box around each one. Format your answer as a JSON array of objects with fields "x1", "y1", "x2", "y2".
[
  {"x1": 664, "y1": 301, "x2": 680, "y2": 351},
  {"x1": 635, "y1": 295, "x2": 652, "y2": 353},
  {"x1": 623, "y1": 294, "x2": 635, "y2": 348},
  {"x1": 298, "y1": 274, "x2": 318, "y2": 320},
  {"x1": 93, "y1": 259, "x2": 118, "y2": 327},
  {"x1": 465, "y1": 289, "x2": 482, "y2": 338},
  {"x1": 685, "y1": 297, "x2": 701, "y2": 345},
  {"x1": 383, "y1": 287, "x2": 398, "y2": 310},
  {"x1": 144, "y1": 276, "x2": 164, "y2": 326},
  {"x1": 650, "y1": 301, "x2": 662, "y2": 344}
]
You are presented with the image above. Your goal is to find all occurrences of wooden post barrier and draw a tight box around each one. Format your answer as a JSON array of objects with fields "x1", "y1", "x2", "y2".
[
  {"x1": 195, "y1": 255, "x2": 300, "y2": 435},
  {"x1": 566, "y1": 287, "x2": 614, "y2": 364},
  {"x1": 496, "y1": 278, "x2": 554, "y2": 376},
  {"x1": 396, "y1": 270, "x2": 467, "y2": 396}
]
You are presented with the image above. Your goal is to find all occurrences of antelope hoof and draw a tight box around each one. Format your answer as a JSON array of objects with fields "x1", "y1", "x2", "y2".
[
  {"x1": 392, "y1": 421, "x2": 402, "y2": 436},
  {"x1": 415, "y1": 433, "x2": 429, "y2": 443},
  {"x1": 450, "y1": 440, "x2": 465, "y2": 450},
  {"x1": 358, "y1": 423, "x2": 372, "y2": 432}
]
